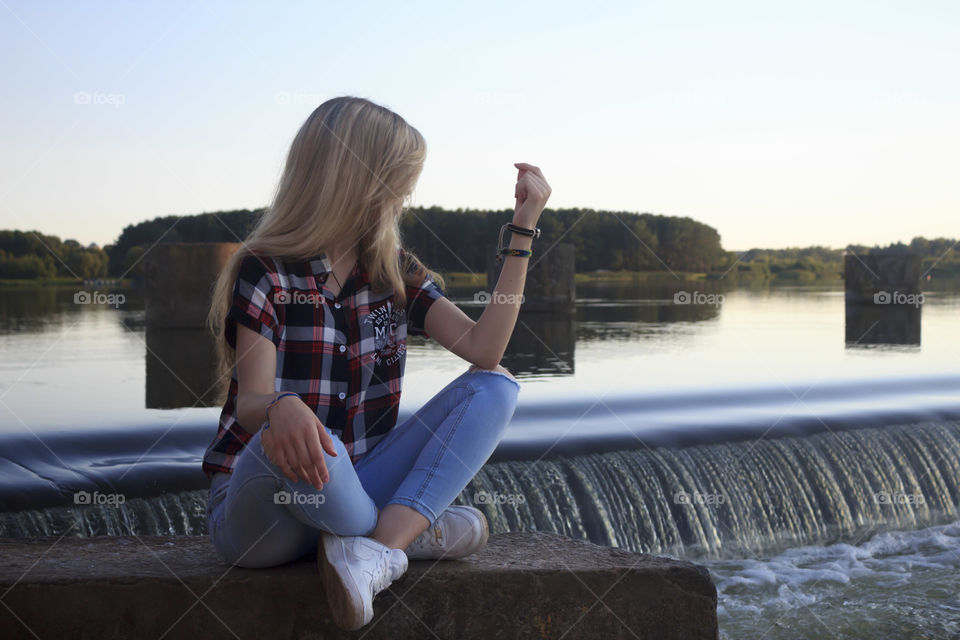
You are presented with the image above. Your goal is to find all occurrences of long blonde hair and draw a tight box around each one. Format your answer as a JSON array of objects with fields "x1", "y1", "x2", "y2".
[{"x1": 207, "y1": 96, "x2": 444, "y2": 388}]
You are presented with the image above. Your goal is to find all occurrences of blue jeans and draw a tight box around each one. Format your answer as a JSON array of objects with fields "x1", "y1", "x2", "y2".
[{"x1": 206, "y1": 365, "x2": 520, "y2": 569}]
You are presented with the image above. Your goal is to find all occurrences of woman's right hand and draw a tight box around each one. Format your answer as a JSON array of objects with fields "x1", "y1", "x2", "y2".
[{"x1": 260, "y1": 395, "x2": 339, "y2": 490}]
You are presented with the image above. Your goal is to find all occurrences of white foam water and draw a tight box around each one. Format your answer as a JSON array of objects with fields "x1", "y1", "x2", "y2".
[{"x1": 706, "y1": 519, "x2": 960, "y2": 639}]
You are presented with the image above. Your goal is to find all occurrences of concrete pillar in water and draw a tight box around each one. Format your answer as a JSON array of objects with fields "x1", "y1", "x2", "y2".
[
  {"x1": 145, "y1": 242, "x2": 241, "y2": 328},
  {"x1": 843, "y1": 252, "x2": 923, "y2": 346},
  {"x1": 146, "y1": 329, "x2": 225, "y2": 408},
  {"x1": 843, "y1": 252, "x2": 921, "y2": 304},
  {"x1": 486, "y1": 241, "x2": 576, "y2": 313},
  {"x1": 483, "y1": 241, "x2": 577, "y2": 376},
  {"x1": 144, "y1": 243, "x2": 241, "y2": 408}
]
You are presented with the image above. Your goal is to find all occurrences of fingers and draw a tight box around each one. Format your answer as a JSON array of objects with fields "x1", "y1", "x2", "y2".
[
  {"x1": 295, "y1": 462, "x2": 316, "y2": 488},
  {"x1": 317, "y1": 420, "x2": 339, "y2": 457},
  {"x1": 285, "y1": 430, "x2": 322, "y2": 489},
  {"x1": 263, "y1": 419, "x2": 338, "y2": 492},
  {"x1": 513, "y1": 162, "x2": 550, "y2": 195},
  {"x1": 522, "y1": 172, "x2": 549, "y2": 194},
  {"x1": 269, "y1": 446, "x2": 301, "y2": 484},
  {"x1": 515, "y1": 175, "x2": 549, "y2": 206},
  {"x1": 514, "y1": 162, "x2": 546, "y2": 182},
  {"x1": 303, "y1": 431, "x2": 330, "y2": 489},
  {"x1": 287, "y1": 436, "x2": 315, "y2": 489},
  {"x1": 261, "y1": 431, "x2": 288, "y2": 480},
  {"x1": 282, "y1": 446, "x2": 307, "y2": 484},
  {"x1": 285, "y1": 443, "x2": 321, "y2": 488}
]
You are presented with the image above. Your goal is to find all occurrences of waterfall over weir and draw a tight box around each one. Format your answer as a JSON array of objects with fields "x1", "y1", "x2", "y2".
[
  {"x1": 5, "y1": 420, "x2": 960, "y2": 560},
  {"x1": 0, "y1": 491, "x2": 209, "y2": 539},
  {"x1": 458, "y1": 420, "x2": 960, "y2": 559}
]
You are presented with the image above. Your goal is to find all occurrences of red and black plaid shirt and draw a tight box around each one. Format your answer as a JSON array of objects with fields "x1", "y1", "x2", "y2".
[{"x1": 201, "y1": 247, "x2": 447, "y2": 478}]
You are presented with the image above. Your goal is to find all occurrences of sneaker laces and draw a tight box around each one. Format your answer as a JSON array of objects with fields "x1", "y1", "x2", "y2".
[
  {"x1": 365, "y1": 547, "x2": 401, "y2": 594},
  {"x1": 407, "y1": 523, "x2": 445, "y2": 555}
]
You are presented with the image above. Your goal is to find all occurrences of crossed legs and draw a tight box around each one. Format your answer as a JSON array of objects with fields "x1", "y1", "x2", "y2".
[{"x1": 206, "y1": 364, "x2": 520, "y2": 568}]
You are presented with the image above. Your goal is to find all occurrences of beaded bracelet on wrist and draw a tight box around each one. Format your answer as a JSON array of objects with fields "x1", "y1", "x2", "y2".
[
  {"x1": 263, "y1": 391, "x2": 300, "y2": 427},
  {"x1": 496, "y1": 222, "x2": 539, "y2": 264}
]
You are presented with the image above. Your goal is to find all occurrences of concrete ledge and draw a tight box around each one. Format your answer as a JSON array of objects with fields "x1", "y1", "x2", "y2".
[{"x1": 0, "y1": 532, "x2": 717, "y2": 640}]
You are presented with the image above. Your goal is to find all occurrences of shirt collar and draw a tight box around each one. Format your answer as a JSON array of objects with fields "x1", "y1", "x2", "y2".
[{"x1": 309, "y1": 251, "x2": 370, "y2": 290}]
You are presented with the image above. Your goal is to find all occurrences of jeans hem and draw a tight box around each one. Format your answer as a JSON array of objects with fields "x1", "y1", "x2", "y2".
[
  {"x1": 386, "y1": 496, "x2": 440, "y2": 526},
  {"x1": 465, "y1": 365, "x2": 521, "y2": 390}
]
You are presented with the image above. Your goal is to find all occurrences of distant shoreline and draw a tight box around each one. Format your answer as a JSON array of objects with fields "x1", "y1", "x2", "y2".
[
  {"x1": 0, "y1": 269, "x2": 844, "y2": 288},
  {"x1": 0, "y1": 277, "x2": 133, "y2": 288},
  {"x1": 9, "y1": 269, "x2": 960, "y2": 289}
]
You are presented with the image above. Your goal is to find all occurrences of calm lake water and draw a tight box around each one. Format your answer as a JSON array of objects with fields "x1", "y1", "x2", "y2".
[
  {"x1": 1, "y1": 279, "x2": 958, "y2": 429},
  {"x1": 1, "y1": 277, "x2": 959, "y2": 640}
]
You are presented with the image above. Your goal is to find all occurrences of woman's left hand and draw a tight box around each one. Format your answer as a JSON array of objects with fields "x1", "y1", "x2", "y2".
[{"x1": 513, "y1": 162, "x2": 551, "y2": 229}]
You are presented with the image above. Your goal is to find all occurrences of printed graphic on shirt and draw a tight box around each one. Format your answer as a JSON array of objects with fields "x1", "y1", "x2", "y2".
[{"x1": 363, "y1": 300, "x2": 406, "y2": 367}]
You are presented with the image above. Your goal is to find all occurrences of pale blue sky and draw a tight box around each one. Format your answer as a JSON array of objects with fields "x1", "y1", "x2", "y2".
[{"x1": 1, "y1": 0, "x2": 957, "y2": 251}]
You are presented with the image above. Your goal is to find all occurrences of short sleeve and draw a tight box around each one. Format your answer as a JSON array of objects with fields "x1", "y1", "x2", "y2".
[
  {"x1": 405, "y1": 275, "x2": 447, "y2": 339},
  {"x1": 224, "y1": 254, "x2": 282, "y2": 350}
]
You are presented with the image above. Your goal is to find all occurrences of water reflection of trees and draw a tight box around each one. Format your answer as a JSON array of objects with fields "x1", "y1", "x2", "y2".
[{"x1": 0, "y1": 286, "x2": 144, "y2": 335}]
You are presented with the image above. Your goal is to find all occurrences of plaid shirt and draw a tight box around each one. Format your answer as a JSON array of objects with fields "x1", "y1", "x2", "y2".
[{"x1": 201, "y1": 247, "x2": 447, "y2": 478}]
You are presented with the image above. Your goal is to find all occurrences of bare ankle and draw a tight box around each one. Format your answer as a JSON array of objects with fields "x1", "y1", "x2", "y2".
[{"x1": 369, "y1": 504, "x2": 430, "y2": 550}]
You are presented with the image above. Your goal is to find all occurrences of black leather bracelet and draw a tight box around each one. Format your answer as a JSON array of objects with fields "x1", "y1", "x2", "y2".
[{"x1": 506, "y1": 222, "x2": 541, "y2": 238}]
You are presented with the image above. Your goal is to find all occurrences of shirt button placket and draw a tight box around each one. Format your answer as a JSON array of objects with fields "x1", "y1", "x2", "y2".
[{"x1": 330, "y1": 297, "x2": 348, "y2": 406}]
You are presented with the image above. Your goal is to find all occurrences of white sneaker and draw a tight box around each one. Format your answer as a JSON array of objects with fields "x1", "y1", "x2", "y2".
[
  {"x1": 404, "y1": 505, "x2": 490, "y2": 560},
  {"x1": 318, "y1": 532, "x2": 408, "y2": 630}
]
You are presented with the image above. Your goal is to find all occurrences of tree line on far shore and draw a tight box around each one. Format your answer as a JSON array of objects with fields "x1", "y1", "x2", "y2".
[
  {"x1": 0, "y1": 232, "x2": 109, "y2": 280},
  {"x1": 1, "y1": 207, "x2": 957, "y2": 281}
]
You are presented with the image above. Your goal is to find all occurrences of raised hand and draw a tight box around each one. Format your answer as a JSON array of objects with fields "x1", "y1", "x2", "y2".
[{"x1": 513, "y1": 162, "x2": 551, "y2": 229}]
